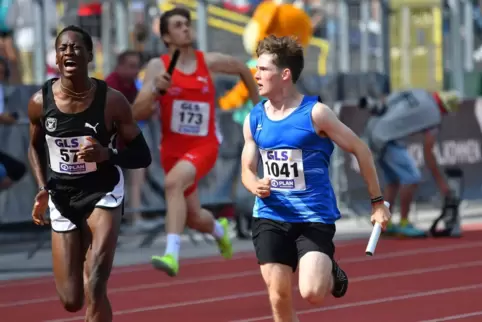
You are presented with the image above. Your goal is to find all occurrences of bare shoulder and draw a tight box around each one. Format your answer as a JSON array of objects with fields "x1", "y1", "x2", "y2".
[
  {"x1": 243, "y1": 112, "x2": 258, "y2": 142},
  {"x1": 142, "y1": 57, "x2": 165, "y2": 84},
  {"x1": 145, "y1": 57, "x2": 165, "y2": 71},
  {"x1": 27, "y1": 89, "x2": 44, "y2": 121},
  {"x1": 106, "y1": 87, "x2": 130, "y2": 109},
  {"x1": 312, "y1": 102, "x2": 336, "y2": 122},
  {"x1": 29, "y1": 89, "x2": 43, "y2": 106},
  {"x1": 106, "y1": 88, "x2": 132, "y2": 121},
  {"x1": 204, "y1": 52, "x2": 225, "y2": 63},
  {"x1": 204, "y1": 52, "x2": 239, "y2": 70}
]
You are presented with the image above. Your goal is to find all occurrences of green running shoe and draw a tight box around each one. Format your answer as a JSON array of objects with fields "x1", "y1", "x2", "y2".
[
  {"x1": 216, "y1": 217, "x2": 233, "y2": 259},
  {"x1": 151, "y1": 254, "x2": 179, "y2": 277}
]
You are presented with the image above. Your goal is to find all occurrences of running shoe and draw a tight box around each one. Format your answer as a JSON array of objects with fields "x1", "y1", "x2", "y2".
[
  {"x1": 383, "y1": 222, "x2": 427, "y2": 238},
  {"x1": 216, "y1": 217, "x2": 233, "y2": 259},
  {"x1": 331, "y1": 260, "x2": 348, "y2": 298},
  {"x1": 151, "y1": 254, "x2": 179, "y2": 277},
  {"x1": 397, "y1": 222, "x2": 427, "y2": 238}
]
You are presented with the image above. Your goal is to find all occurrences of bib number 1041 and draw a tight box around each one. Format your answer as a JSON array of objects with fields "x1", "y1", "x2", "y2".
[
  {"x1": 264, "y1": 161, "x2": 299, "y2": 178},
  {"x1": 260, "y1": 149, "x2": 306, "y2": 191}
]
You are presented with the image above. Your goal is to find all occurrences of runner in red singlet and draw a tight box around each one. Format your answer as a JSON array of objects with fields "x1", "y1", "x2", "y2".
[
  {"x1": 133, "y1": 7, "x2": 259, "y2": 276},
  {"x1": 158, "y1": 50, "x2": 220, "y2": 189}
]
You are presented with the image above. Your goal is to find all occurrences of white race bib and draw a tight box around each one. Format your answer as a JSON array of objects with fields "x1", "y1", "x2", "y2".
[
  {"x1": 170, "y1": 100, "x2": 210, "y2": 136},
  {"x1": 260, "y1": 149, "x2": 306, "y2": 191},
  {"x1": 45, "y1": 135, "x2": 97, "y2": 175}
]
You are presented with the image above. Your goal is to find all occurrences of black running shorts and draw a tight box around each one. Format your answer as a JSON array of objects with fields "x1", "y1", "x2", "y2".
[{"x1": 252, "y1": 217, "x2": 336, "y2": 272}]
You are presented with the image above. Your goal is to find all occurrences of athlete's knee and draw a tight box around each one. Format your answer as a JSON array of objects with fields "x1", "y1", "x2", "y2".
[
  {"x1": 268, "y1": 287, "x2": 291, "y2": 308},
  {"x1": 299, "y1": 286, "x2": 327, "y2": 305},
  {"x1": 262, "y1": 264, "x2": 292, "y2": 306},
  {"x1": 57, "y1": 286, "x2": 84, "y2": 312},
  {"x1": 299, "y1": 274, "x2": 330, "y2": 305},
  {"x1": 298, "y1": 252, "x2": 332, "y2": 305},
  {"x1": 165, "y1": 171, "x2": 194, "y2": 194}
]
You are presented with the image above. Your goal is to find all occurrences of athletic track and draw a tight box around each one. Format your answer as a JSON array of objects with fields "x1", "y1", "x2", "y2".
[{"x1": 1, "y1": 227, "x2": 482, "y2": 321}]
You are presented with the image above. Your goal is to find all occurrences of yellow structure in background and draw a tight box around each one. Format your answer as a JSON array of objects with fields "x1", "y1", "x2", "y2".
[
  {"x1": 159, "y1": 0, "x2": 330, "y2": 75},
  {"x1": 389, "y1": 0, "x2": 443, "y2": 90},
  {"x1": 53, "y1": 0, "x2": 445, "y2": 88}
]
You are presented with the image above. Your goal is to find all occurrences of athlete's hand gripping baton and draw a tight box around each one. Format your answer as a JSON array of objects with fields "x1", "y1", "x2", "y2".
[
  {"x1": 159, "y1": 49, "x2": 180, "y2": 95},
  {"x1": 365, "y1": 201, "x2": 390, "y2": 256}
]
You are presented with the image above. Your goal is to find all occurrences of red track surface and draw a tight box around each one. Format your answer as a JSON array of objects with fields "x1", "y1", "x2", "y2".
[{"x1": 1, "y1": 229, "x2": 482, "y2": 322}]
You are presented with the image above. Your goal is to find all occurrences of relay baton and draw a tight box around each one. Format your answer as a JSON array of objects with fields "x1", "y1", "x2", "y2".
[
  {"x1": 159, "y1": 49, "x2": 180, "y2": 95},
  {"x1": 365, "y1": 201, "x2": 390, "y2": 256}
]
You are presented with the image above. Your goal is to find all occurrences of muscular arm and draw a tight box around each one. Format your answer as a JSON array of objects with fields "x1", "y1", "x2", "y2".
[
  {"x1": 241, "y1": 114, "x2": 260, "y2": 193},
  {"x1": 132, "y1": 58, "x2": 164, "y2": 121},
  {"x1": 312, "y1": 103, "x2": 383, "y2": 199},
  {"x1": 27, "y1": 91, "x2": 48, "y2": 188},
  {"x1": 206, "y1": 52, "x2": 260, "y2": 106},
  {"x1": 423, "y1": 129, "x2": 448, "y2": 194},
  {"x1": 109, "y1": 89, "x2": 152, "y2": 168}
]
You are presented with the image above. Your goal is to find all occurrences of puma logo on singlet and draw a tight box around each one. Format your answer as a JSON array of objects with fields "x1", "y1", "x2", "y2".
[
  {"x1": 85, "y1": 122, "x2": 99, "y2": 134},
  {"x1": 197, "y1": 76, "x2": 208, "y2": 84}
]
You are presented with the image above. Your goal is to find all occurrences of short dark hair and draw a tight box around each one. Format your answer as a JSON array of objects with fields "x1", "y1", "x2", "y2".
[
  {"x1": 117, "y1": 50, "x2": 140, "y2": 65},
  {"x1": 256, "y1": 35, "x2": 304, "y2": 83},
  {"x1": 159, "y1": 7, "x2": 191, "y2": 46},
  {"x1": 55, "y1": 25, "x2": 94, "y2": 52}
]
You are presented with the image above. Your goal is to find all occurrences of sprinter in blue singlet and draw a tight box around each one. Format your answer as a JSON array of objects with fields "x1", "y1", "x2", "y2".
[{"x1": 241, "y1": 35, "x2": 391, "y2": 321}]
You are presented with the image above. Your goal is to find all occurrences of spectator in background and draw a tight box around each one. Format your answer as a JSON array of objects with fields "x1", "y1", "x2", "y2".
[
  {"x1": 0, "y1": 0, "x2": 20, "y2": 84},
  {"x1": 105, "y1": 50, "x2": 141, "y2": 104},
  {"x1": 105, "y1": 51, "x2": 157, "y2": 232},
  {"x1": 0, "y1": 55, "x2": 26, "y2": 191},
  {"x1": 6, "y1": 0, "x2": 57, "y2": 84}
]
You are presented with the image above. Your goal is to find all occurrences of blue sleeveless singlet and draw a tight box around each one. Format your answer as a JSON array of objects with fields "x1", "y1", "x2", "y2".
[{"x1": 249, "y1": 96, "x2": 341, "y2": 223}]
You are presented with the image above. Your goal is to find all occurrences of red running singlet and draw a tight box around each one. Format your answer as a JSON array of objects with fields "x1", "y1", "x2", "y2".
[
  {"x1": 157, "y1": 50, "x2": 221, "y2": 195},
  {"x1": 158, "y1": 50, "x2": 221, "y2": 153}
]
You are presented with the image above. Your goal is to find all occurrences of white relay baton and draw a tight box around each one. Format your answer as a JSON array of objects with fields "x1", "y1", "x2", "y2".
[{"x1": 365, "y1": 201, "x2": 390, "y2": 256}]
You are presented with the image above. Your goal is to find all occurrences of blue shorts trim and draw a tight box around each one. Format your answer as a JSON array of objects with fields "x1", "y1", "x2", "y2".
[{"x1": 378, "y1": 143, "x2": 421, "y2": 185}]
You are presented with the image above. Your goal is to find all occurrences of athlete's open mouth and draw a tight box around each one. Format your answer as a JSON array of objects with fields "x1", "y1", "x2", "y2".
[{"x1": 64, "y1": 60, "x2": 78, "y2": 71}]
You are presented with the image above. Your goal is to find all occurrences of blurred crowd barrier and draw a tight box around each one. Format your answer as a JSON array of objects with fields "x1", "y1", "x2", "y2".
[
  {"x1": 2, "y1": 74, "x2": 482, "y2": 224},
  {"x1": 6, "y1": 0, "x2": 478, "y2": 96}
]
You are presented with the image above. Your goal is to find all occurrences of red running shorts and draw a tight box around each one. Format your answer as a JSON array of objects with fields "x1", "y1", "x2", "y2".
[{"x1": 160, "y1": 144, "x2": 219, "y2": 196}]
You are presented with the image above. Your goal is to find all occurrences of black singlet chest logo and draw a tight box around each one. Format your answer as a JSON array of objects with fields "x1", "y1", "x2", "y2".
[
  {"x1": 84, "y1": 122, "x2": 99, "y2": 134},
  {"x1": 45, "y1": 117, "x2": 57, "y2": 132}
]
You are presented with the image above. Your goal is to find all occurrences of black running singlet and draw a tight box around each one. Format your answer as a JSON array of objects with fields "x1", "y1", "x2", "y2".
[{"x1": 41, "y1": 78, "x2": 119, "y2": 193}]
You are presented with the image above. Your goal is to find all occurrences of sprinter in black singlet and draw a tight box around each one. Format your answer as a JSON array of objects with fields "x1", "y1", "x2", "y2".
[{"x1": 27, "y1": 25, "x2": 151, "y2": 321}]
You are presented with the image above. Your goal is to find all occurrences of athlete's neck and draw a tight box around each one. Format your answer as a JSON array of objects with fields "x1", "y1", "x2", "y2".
[
  {"x1": 169, "y1": 46, "x2": 196, "y2": 65},
  {"x1": 268, "y1": 86, "x2": 303, "y2": 111},
  {"x1": 60, "y1": 76, "x2": 92, "y2": 93}
]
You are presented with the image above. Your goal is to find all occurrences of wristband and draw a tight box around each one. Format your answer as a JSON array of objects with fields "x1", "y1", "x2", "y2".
[
  {"x1": 370, "y1": 196, "x2": 384, "y2": 205},
  {"x1": 39, "y1": 186, "x2": 49, "y2": 193}
]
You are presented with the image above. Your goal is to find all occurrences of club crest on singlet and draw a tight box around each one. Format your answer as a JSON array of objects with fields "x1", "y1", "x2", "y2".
[
  {"x1": 260, "y1": 149, "x2": 306, "y2": 191},
  {"x1": 45, "y1": 135, "x2": 97, "y2": 175},
  {"x1": 170, "y1": 99, "x2": 210, "y2": 136},
  {"x1": 45, "y1": 117, "x2": 57, "y2": 132}
]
